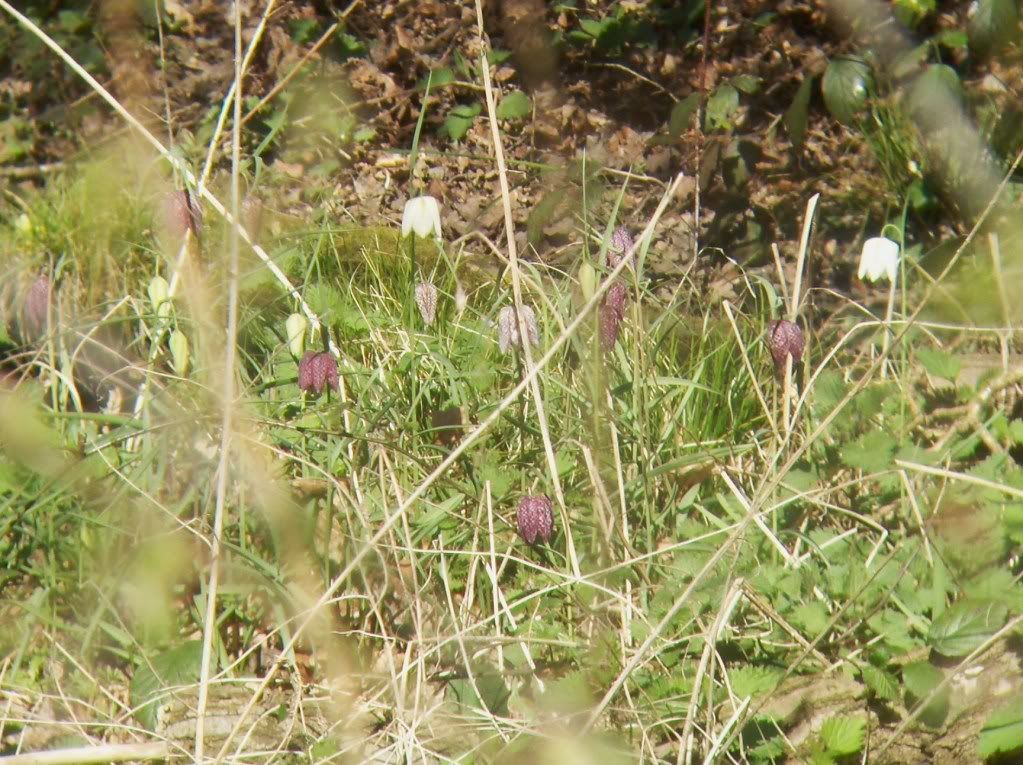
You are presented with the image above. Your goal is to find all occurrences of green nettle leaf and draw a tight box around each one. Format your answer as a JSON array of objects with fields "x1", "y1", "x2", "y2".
[
  {"x1": 822, "y1": 57, "x2": 872, "y2": 125},
  {"x1": 969, "y1": 0, "x2": 1020, "y2": 54},
  {"x1": 978, "y1": 697, "x2": 1023, "y2": 759},
  {"x1": 792, "y1": 601, "x2": 829, "y2": 636},
  {"x1": 705, "y1": 85, "x2": 740, "y2": 131},
  {"x1": 928, "y1": 598, "x2": 1007, "y2": 657},
  {"x1": 669, "y1": 93, "x2": 700, "y2": 140},
  {"x1": 819, "y1": 715, "x2": 866, "y2": 756},
  {"x1": 861, "y1": 665, "x2": 899, "y2": 701},
  {"x1": 840, "y1": 430, "x2": 896, "y2": 473},
  {"x1": 729, "y1": 665, "x2": 783, "y2": 698},
  {"x1": 902, "y1": 660, "x2": 949, "y2": 727},
  {"x1": 784, "y1": 76, "x2": 814, "y2": 150},
  {"x1": 130, "y1": 641, "x2": 205, "y2": 730},
  {"x1": 496, "y1": 90, "x2": 531, "y2": 120},
  {"x1": 916, "y1": 347, "x2": 960, "y2": 382}
]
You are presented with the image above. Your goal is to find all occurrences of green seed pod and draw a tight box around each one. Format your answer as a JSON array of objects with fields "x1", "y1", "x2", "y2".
[{"x1": 169, "y1": 330, "x2": 190, "y2": 377}]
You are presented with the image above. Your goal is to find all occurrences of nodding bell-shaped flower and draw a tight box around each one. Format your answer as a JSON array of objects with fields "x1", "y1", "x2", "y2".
[
  {"x1": 401, "y1": 195, "x2": 442, "y2": 239},
  {"x1": 517, "y1": 494, "x2": 554, "y2": 545},
  {"x1": 23, "y1": 274, "x2": 51, "y2": 340},
  {"x1": 164, "y1": 190, "x2": 203, "y2": 239},
  {"x1": 415, "y1": 281, "x2": 438, "y2": 326},
  {"x1": 600, "y1": 282, "x2": 629, "y2": 351},
  {"x1": 858, "y1": 237, "x2": 899, "y2": 283},
  {"x1": 285, "y1": 313, "x2": 308, "y2": 357},
  {"x1": 767, "y1": 319, "x2": 805, "y2": 372},
  {"x1": 608, "y1": 226, "x2": 634, "y2": 269},
  {"x1": 497, "y1": 305, "x2": 540, "y2": 354},
  {"x1": 298, "y1": 351, "x2": 339, "y2": 395}
]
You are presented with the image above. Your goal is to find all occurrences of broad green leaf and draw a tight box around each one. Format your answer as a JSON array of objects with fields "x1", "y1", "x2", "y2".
[
  {"x1": 669, "y1": 94, "x2": 700, "y2": 140},
  {"x1": 443, "y1": 102, "x2": 482, "y2": 141},
  {"x1": 792, "y1": 602, "x2": 829, "y2": 636},
  {"x1": 978, "y1": 697, "x2": 1023, "y2": 759},
  {"x1": 417, "y1": 67, "x2": 455, "y2": 91},
  {"x1": 928, "y1": 598, "x2": 1007, "y2": 657},
  {"x1": 1008, "y1": 420, "x2": 1023, "y2": 445},
  {"x1": 969, "y1": 0, "x2": 1019, "y2": 54},
  {"x1": 496, "y1": 90, "x2": 531, "y2": 120},
  {"x1": 916, "y1": 347, "x2": 960, "y2": 382},
  {"x1": 705, "y1": 85, "x2": 739, "y2": 131},
  {"x1": 729, "y1": 665, "x2": 783, "y2": 698},
  {"x1": 840, "y1": 430, "x2": 895, "y2": 473},
  {"x1": 861, "y1": 665, "x2": 898, "y2": 701},
  {"x1": 732, "y1": 74, "x2": 761, "y2": 94},
  {"x1": 130, "y1": 641, "x2": 204, "y2": 730},
  {"x1": 822, "y1": 57, "x2": 872, "y2": 125},
  {"x1": 785, "y1": 76, "x2": 814, "y2": 150},
  {"x1": 819, "y1": 715, "x2": 865, "y2": 756},
  {"x1": 902, "y1": 660, "x2": 949, "y2": 727},
  {"x1": 908, "y1": 64, "x2": 963, "y2": 119}
]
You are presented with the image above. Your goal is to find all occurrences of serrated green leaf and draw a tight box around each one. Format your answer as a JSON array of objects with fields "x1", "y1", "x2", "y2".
[
  {"x1": 129, "y1": 641, "x2": 204, "y2": 730},
  {"x1": 917, "y1": 347, "x2": 960, "y2": 382},
  {"x1": 928, "y1": 598, "x2": 1007, "y2": 657},
  {"x1": 978, "y1": 697, "x2": 1023, "y2": 759},
  {"x1": 443, "y1": 102, "x2": 481, "y2": 141},
  {"x1": 820, "y1": 715, "x2": 865, "y2": 756},
  {"x1": 705, "y1": 85, "x2": 739, "y2": 131},
  {"x1": 792, "y1": 601, "x2": 829, "y2": 636},
  {"x1": 861, "y1": 665, "x2": 899, "y2": 701},
  {"x1": 822, "y1": 57, "x2": 872, "y2": 124},
  {"x1": 496, "y1": 90, "x2": 531, "y2": 120},
  {"x1": 729, "y1": 665, "x2": 783, "y2": 698},
  {"x1": 840, "y1": 430, "x2": 896, "y2": 473},
  {"x1": 785, "y1": 76, "x2": 814, "y2": 150}
]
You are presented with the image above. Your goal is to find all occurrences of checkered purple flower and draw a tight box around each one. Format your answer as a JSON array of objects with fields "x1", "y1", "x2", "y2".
[
  {"x1": 415, "y1": 281, "x2": 438, "y2": 326},
  {"x1": 599, "y1": 282, "x2": 629, "y2": 351},
  {"x1": 164, "y1": 190, "x2": 203, "y2": 239},
  {"x1": 767, "y1": 319, "x2": 805, "y2": 371},
  {"x1": 497, "y1": 305, "x2": 540, "y2": 354},
  {"x1": 298, "y1": 351, "x2": 339, "y2": 395},
  {"x1": 608, "y1": 226, "x2": 634, "y2": 269},
  {"x1": 517, "y1": 494, "x2": 554, "y2": 545}
]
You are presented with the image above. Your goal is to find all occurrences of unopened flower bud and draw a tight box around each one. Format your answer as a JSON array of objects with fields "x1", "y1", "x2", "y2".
[
  {"x1": 608, "y1": 226, "x2": 634, "y2": 269},
  {"x1": 148, "y1": 275, "x2": 171, "y2": 320},
  {"x1": 169, "y1": 330, "x2": 190, "y2": 377},
  {"x1": 578, "y1": 261, "x2": 597, "y2": 305},
  {"x1": 286, "y1": 312, "x2": 308, "y2": 357},
  {"x1": 517, "y1": 494, "x2": 554, "y2": 545},
  {"x1": 23, "y1": 274, "x2": 51, "y2": 340}
]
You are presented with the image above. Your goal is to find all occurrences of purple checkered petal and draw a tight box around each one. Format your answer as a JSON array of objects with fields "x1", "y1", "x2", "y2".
[{"x1": 517, "y1": 495, "x2": 554, "y2": 545}]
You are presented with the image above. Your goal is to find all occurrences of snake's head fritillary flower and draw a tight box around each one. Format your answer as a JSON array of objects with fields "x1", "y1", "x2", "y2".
[
  {"x1": 147, "y1": 275, "x2": 172, "y2": 320},
  {"x1": 298, "y1": 351, "x2": 339, "y2": 395},
  {"x1": 169, "y1": 330, "x2": 190, "y2": 377},
  {"x1": 600, "y1": 282, "x2": 629, "y2": 351},
  {"x1": 165, "y1": 190, "x2": 203, "y2": 239},
  {"x1": 608, "y1": 226, "x2": 634, "y2": 269},
  {"x1": 767, "y1": 319, "x2": 805, "y2": 371},
  {"x1": 401, "y1": 195, "x2": 442, "y2": 239},
  {"x1": 22, "y1": 274, "x2": 51, "y2": 340},
  {"x1": 517, "y1": 494, "x2": 554, "y2": 545},
  {"x1": 857, "y1": 236, "x2": 899, "y2": 283},
  {"x1": 415, "y1": 281, "x2": 438, "y2": 326},
  {"x1": 497, "y1": 305, "x2": 540, "y2": 354}
]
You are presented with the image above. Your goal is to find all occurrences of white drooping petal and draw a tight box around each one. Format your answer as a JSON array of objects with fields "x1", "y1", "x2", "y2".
[
  {"x1": 858, "y1": 237, "x2": 900, "y2": 283},
  {"x1": 497, "y1": 305, "x2": 540, "y2": 353},
  {"x1": 415, "y1": 281, "x2": 438, "y2": 326},
  {"x1": 401, "y1": 195, "x2": 443, "y2": 239}
]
